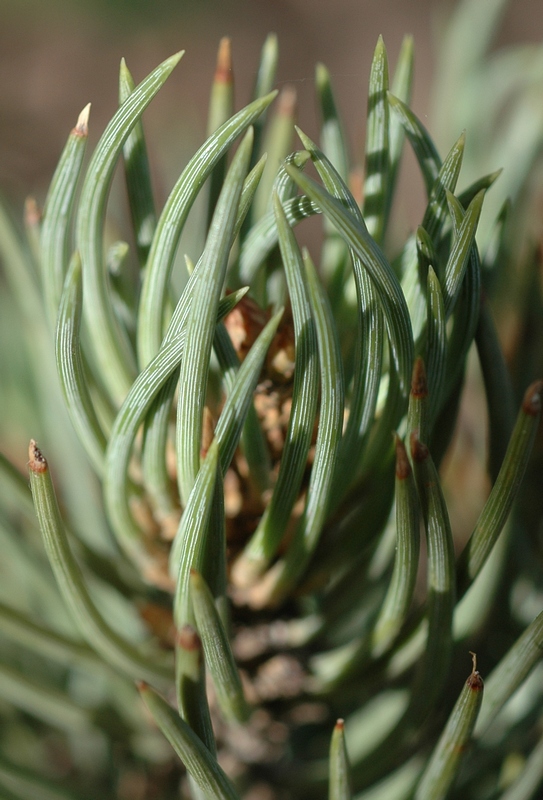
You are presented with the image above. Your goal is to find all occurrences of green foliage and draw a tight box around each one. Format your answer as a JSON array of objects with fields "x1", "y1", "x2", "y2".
[{"x1": 1, "y1": 7, "x2": 543, "y2": 800}]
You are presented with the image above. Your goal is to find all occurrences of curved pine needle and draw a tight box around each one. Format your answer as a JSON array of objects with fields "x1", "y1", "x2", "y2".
[
  {"x1": 387, "y1": 92, "x2": 441, "y2": 195},
  {"x1": 316, "y1": 62, "x2": 349, "y2": 181},
  {"x1": 176, "y1": 129, "x2": 253, "y2": 506},
  {"x1": 104, "y1": 288, "x2": 245, "y2": 564},
  {"x1": 252, "y1": 85, "x2": 297, "y2": 223},
  {"x1": 386, "y1": 35, "x2": 414, "y2": 221},
  {"x1": 141, "y1": 152, "x2": 267, "y2": 515},
  {"x1": 410, "y1": 433, "x2": 456, "y2": 712},
  {"x1": 421, "y1": 131, "x2": 465, "y2": 245},
  {"x1": 457, "y1": 380, "x2": 543, "y2": 595},
  {"x1": 371, "y1": 436, "x2": 420, "y2": 658},
  {"x1": 293, "y1": 130, "x2": 385, "y2": 494},
  {"x1": 138, "y1": 682, "x2": 241, "y2": 800},
  {"x1": 77, "y1": 52, "x2": 183, "y2": 404},
  {"x1": 329, "y1": 720, "x2": 352, "y2": 800},
  {"x1": 55, "y1": 251, "x2": 108, "y2": 476},
  {"x1": 238, "y1": 193, "x2": 318, "y2": 286},
  {"x1": 232, "y1": 192, "x2": 320, "y2": 586},
  {"x1": 41, "y1": 104, "x2": 89, "y2": 329},
  {"x1": 474, "y1": 609, "x2": 543, "y2": 738},
  {"x1": 28, "y1": 440, "x2": 173, "y2": 686},
  {"x1": 213, "y1": 309, "x2": 284, "y2": 476},
  {"x1": 171, "y1": 440, "x2": 219, "y2": 751},
  {"x1": 190, "y1": 569, "x2": 250, "y2": 723},
  {"x1": 425, "y1": 266, "x2": 447, "y2": 425},
  {"x1": 140, "y1": 371, "x2": 179, "y2": 527},
  {"x1": 137, "y1": 92, "x2": 277, "y2": 367},
  {"x1": 364, "y1": 36, "x2": 390, "y2": 245},
  {"x1": 262, "y1": 249, "x2": 344, "y2": 604},
  {"x1": 284, "y1": 159, "x2": 413, "y2": 398},
  {"x1": 206, "y1": 38, "x2": 235, "y2": 230},
  {"x1": 442, "y1": 189, "x2": 485, "y2": 317},
  {"x1": 249, "y1": 33, "x2": 278, "y2": 167},
  {"x1": 414, "y1": 654, "x2": 484, "y2": 800},
  {"x1": 119, "y1": 59, "x2": 157, "y2": 270}
]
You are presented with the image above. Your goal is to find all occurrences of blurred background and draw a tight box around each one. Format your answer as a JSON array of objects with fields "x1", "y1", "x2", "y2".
[
  {"x1": 1, "y1": 0, "x2": 543, "y2": 525},
  {"x1": 1, "y1": 0, "x2": 542, "y2": 207}
]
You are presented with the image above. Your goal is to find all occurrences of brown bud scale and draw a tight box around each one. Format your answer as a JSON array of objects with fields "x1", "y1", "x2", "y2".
[
  {"x1": 24, "y1": 197, "x2": 41, "y2": 227},
  {"x1": 410, "y1": 432, "x2": 429, "y2": 463},
  {"x1": 410, "y1": 357, "x2": 428, "y2": 399},
  {"x1": 176, "y1": 624, "x2": 201, "y2": 652},
  {"x1": 395, "y1": 435, "x2": 411, "y2": 480},
  {"x1": 277, "y1": 85, "x2": 297, "y2": 117}
]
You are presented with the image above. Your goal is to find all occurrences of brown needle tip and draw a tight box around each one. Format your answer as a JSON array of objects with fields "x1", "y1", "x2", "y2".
[
  {"x1": 522, "y1": 380, "x2": 543, "y2": 417},
  {"x1": 28, "y1": 440, "x2": 48, "y2": 474}
]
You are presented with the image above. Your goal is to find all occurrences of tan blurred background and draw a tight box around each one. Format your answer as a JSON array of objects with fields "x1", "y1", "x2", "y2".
[{"x1": 1, "y1": 0, "x2": 541, "y2": 208}]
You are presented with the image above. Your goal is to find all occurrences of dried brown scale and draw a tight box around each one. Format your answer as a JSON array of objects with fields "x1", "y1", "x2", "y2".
[
  {"x1": 276, "y1": 85, "x2": 297, "y2": 119},
  {"x1": 224, "y1": 468, "x2": 244, "y2": 518},
  {"x1": 24, "y1": 196, "x2": 41, "y2": 228},
  {"x1": 410, "y1": 356, "x2": 428, "y2": 398},
  {"x1": 130, "y1": 494, "x2": 162, "y2": 539},
  {"x1": 410, "y1": 432, "x2": 429, "y2": 462},
  {"x1": 201, "y1": 405, "x2": 215, "y2": 459},
  {"x1": 349, "y1": 165, "x2": 364, "y2": 207},
  {"x1": 223, "y1": 293, "x2": 270, "y2": 362},
  {"x1": 263, "y1": 305, "x2": 296, "y2": 384},
  {"x1": 176, "y1": 624, "x2": 202, "y2": 652},
  {"x1": 220, "y1": 300, "x2": 319, "y2": 566},
  {"x1": 395, "y1": 434, "x2": 411, "y2": 479},
  {"x1": 138, "y1": 603, "x2": 176, "y2": 649}
]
